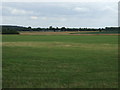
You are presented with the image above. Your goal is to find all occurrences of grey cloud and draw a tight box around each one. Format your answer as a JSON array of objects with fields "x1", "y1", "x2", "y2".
[{"x1": 2, "y1": 2, "x2": 118, "y2": 27}]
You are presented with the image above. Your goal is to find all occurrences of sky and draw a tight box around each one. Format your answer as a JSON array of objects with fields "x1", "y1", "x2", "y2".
[
  {"x1": 118, "y1": 1, "x2": 120, "y2": 27},
  {"x1": 1, "y1": 0, "x2": 119, "y2": 28}
]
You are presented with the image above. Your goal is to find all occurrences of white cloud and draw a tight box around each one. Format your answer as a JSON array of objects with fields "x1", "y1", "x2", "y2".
[
  {"x1": 41, "y1": 17, "x2": 48, "y2": 20},
  {"x1": 3, "y1": 6, "x2": 33, "y2": 15},
  {"x1": 30, "y1": 16, "x2": 38, "y2": 20},
  {"x1": 102, "y1": 6, "x2": 118, "y2": 13},
  {"x1": 60, "y1": 18, "x2": 67, "y2": 21},
  {"x1": 73, "y1": 7, "x2": 89, "y2": 12},
  {"x1": 40, "y1": 16, "x2": 67, "y2": 22},
  {"x1": 11, "y1": 8, "x2": 27, "y2": 15},
  {"x1": 2, "y1": 2, "x2": 118, "y2": 27}
]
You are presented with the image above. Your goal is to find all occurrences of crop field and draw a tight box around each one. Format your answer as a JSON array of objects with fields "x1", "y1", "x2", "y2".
[
  {"x1": 20, "y1": 31, "x2": 120, "y2": 35},
  {"x1": 70, "y1": 31, "x2": 119, "y2": 35},
  {"x1": 2, "y1": 34, "x2": 118, "y2": 88}
]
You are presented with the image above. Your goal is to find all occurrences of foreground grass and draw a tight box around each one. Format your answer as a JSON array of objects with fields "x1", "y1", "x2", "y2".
[{"x1": 2, "y1": 35, "x2": 118, "y2": 88}]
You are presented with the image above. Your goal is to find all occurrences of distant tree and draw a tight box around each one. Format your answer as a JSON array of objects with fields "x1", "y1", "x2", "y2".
[
  {"x1": 49, "y1": 26, "x2": 53, "y2": 30},
  {"x1": 28, "y1": 26, "x2": 32, "y2": 31},
  {"x1": 56, "y1": 27, "x2": 58, "y2": 30},
  {"x1": 98, "y1": 28, "x2": 102, "y2": 32},
  {"x1": 61, "y1": 27, "x2": 66, "y2": 31},
  {"x1": 1, "y1": 25, "x2": 119, "y2": 33},
  {"x1": 2, "y1": 28, "x2": 19, "y2": 34},
  {"x1": 28, "y1": 26, "x2": 31, "y2": 29},
  {"x1": 36, "y1": 27, "x2": 42, "y2": 31},
  {"x1": 53, "y1": 27, "x2": 56, "y2": 32}
]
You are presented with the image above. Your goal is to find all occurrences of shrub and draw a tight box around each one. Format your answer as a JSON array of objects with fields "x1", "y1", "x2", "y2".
[{"x1": 2, "y1": 28, "x2": 19, "y2": 34}]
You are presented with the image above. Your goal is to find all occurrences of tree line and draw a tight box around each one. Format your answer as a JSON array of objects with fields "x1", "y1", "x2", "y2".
[{"x1": 0, "y1": 25, "x2": 119, "y2": 34}]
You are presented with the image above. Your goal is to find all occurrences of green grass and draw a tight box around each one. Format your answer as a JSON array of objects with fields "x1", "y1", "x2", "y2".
[{"x1": 2, "y1": 35, "x2": 118, "y2": 88}]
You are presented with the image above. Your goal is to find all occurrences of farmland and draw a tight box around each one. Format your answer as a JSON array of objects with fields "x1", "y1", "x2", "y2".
[{"x1": 2, "y1": 34, "x2": 118, "y2": 88}]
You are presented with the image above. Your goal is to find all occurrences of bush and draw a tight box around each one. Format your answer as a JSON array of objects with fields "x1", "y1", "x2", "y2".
[{"x1": 2, "y1": 28, "x2": 19, "y2": 34}]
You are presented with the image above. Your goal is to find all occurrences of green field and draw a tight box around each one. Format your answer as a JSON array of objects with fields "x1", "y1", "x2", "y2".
[{"x1": 2, "y1": 35, "x2": 118, "y2": 88}]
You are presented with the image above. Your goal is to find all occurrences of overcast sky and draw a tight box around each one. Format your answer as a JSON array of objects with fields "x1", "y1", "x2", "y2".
[{"x1": 1, "y1": 0, "x2": 119, "y2": 28}]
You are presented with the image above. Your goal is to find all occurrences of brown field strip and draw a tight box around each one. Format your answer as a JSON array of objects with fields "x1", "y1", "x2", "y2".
[
  {"x1": 69, "y1": 34, "x2": 120, "y2": 36},
  {"x1": 20, "y1": 31, "x2": 120, "y2": 36},
  {"x1": 20, "y1": 31, "x2": 71, "y2": 35}
]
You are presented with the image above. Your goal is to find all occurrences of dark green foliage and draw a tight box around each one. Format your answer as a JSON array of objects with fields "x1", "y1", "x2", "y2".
[
  {"x1": 2, "y1": 29, "x2": 19, "y2": 34},
  {"x1": 1, "y1": 26, "x2": 19, "y2": 34},
  {"x1": 61, "y1": 27, "x2": 66, "y2": 31},
  {"x1": 1, "y1": 25, "x2": 119, "y2": 32}
]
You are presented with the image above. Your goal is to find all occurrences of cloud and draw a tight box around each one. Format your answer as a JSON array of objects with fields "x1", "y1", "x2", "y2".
[
  {"x1": 73, "y1": 7, "x2": 89, "y2": 12},
  {"x1": 102, "y1": 6, "x2": 118, "y2": 13},
  {"x1": 60, "y1": 18, "x2": 67, "y2": 21},
  {"x1": 2, "y1": 6, "x2": 33, "y2": 16},
  {"x1": 11, "y1": 8, "x2": 27, "y2": 15},
  {"x1": 2, "y1": 2, "x2": 118, "y2": 27},
  {"x1": 30, "y1": 16, "x2": 38, "y2": 20},
  {"x1": 41, "y1": 17, "x2": 48, "y2": 20}
]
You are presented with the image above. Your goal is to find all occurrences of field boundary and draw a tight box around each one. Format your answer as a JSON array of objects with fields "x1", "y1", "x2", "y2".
[
  {"x1": 19, "y1": 31, "x2": 120, "y2": 36},
  {"x1": 69, "y1": 34, "x2": 120, "y2": 36}
]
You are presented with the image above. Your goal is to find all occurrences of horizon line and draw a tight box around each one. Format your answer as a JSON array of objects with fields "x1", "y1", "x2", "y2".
[{"x1": 0, "y1": 24, "x2": 119, "y2": 29}]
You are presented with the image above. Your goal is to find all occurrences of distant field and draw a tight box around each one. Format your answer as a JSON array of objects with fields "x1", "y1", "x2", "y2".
[
  {"x1": 2, "y1": 35, "x2": 118, "y2": 88},
  {"x1": 20, "y1": 31, "x2": 73, "y2": 35},
  {"x1": 70, "y1": 31, "x2": 119, "y2": 35},
  {"x1": 20, "y1": 31, "x2": 119, "y2": 35}
]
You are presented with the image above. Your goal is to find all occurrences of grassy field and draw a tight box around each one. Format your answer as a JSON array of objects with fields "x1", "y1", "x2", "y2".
[{"x1": 2, "y1": 35, "x2": 118, "y2": 88}]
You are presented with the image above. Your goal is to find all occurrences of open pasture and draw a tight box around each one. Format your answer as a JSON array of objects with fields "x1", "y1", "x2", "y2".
[{"x1": 2, "y1": 35, "x2": 118, "y2": 88}]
